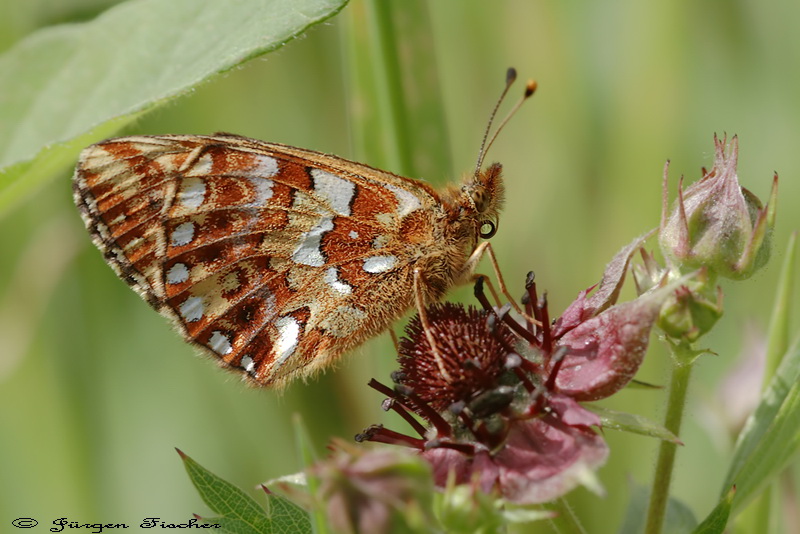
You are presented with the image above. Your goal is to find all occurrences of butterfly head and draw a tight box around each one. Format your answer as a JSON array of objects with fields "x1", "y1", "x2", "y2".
[
  {"x1": 459, "y1": 69, "x2": 534, "y2": 241},
  {"x1": 459, "y1": 161, "x2": 505, "y2": 239}
]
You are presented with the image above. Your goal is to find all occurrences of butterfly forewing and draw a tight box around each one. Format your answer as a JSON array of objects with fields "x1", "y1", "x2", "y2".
[{"x1": 74, "y1": 134, "x2": 477, "y2": 386}]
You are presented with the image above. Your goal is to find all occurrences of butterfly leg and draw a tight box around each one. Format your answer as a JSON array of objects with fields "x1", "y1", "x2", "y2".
[
  {"x1": 462, "y1": 242, "x2": 526, "y2": 315},
  {"x1": 389, "y1": 328, "x2": 401, "y2": 355},
  {"x1": 465, "y1": 245, "x2": 503, "y2": 308},
  {"x1": 412, "y1": 269, "x2": 454, "y2": 383}
]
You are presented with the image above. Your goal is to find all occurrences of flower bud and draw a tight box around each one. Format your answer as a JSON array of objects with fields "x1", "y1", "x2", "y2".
[
  {"x1": 657, "y1": 275, "x2": 724, "y2": 344},
  {"x1": 659, "y1": 135, "x2": 777, "y2": 280},
  {"x1": 435, "y1": 477, "x2": 508, "y2": 533},
  {"x1": 313, "y1": 440, "x2": 435, "y2": 534}
]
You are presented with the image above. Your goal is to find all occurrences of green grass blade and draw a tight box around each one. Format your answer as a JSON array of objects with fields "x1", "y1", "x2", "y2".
[
  {"x1": 291, "y1": 414, "x2": 327, "y2": 534},
  {"x1": 763, "y1": 231, "x2": 797, "y2": 385},
  {"x1": 720, "y1": 234, "x2": 800, "y2": 515},
  {"x1": 735, "y1": 231, "x2": 797, "y2": 534},
  {"x1": 342, "y1": 0, "x2": 451, "y2": 181},
  {"x1": 720, "y1": 340, "x2": 800, "y2": 511},
  {"x1": 692, "y1": 486, "x2": 734, "y2": 534}
]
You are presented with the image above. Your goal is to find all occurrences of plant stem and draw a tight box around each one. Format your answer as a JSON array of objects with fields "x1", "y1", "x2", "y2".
[
  {"x1": 367, "y1": 0, "x2": 415, "y2": 176},
  {"x1": 645, "y1": 346, "x2": 694, "y2": 534},
  {"x1": 547, "y1": 498, "x2": 587, "y2": 534}
]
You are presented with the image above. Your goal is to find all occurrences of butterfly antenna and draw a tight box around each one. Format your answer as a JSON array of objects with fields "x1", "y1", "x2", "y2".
[
  {"x1": 478, "y1": 78, "x2": 538, "y2": 173},
  {"x1": 474, "y1": 67, "x2": 518, "y2": 177}
]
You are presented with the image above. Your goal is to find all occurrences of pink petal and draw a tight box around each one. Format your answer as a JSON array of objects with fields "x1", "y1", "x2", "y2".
[
  {"x1": 554, "y1": 294, "x2": 662, "y2": 400},
  {"x1": 495, "y1": 416, "x2": 608, "y2": 504}
]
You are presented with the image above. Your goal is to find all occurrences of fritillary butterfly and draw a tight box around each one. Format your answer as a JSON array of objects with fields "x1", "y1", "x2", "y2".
[{"x1": 72, "y1": 70, "x2": 535, "y2": 387}]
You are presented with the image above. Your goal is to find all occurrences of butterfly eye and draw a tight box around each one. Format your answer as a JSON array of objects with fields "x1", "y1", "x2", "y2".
[
  {"x1": 480, "y1": 220, "x2": 497, "y2": 239},
  {"x1": 471, "y1": 187, "x2": 490, "y2": 213}
]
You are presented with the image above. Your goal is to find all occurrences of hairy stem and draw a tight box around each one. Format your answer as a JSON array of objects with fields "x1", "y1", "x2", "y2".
[
  {"x1": 645, "y1": 345, "x2": 694, "y2": 534},
  {"x1": 547, "y1": 498, "x2": 588, "y2": 534}
]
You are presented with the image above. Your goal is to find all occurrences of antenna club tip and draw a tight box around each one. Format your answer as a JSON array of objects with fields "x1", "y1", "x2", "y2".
[
  {"x1": 505, "y1": 67, "x2": 518, "y2": 85},
  {"x1": 525, "y1": 80, "x2": 538, "y2": 97}
]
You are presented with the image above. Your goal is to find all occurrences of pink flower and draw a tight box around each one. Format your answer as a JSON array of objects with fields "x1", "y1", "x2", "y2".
[
  {"x1": 421, "y1": 395, "x2": 607, "y2": 503},
  {"x1": 359, "y1": 237, "x2": 674, "y2": 504}
]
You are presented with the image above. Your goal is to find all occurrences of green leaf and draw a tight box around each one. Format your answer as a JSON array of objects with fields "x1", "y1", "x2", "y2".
[
  {"x1": 692, "y1": 486, "x2": 734, "y2": 534},
  {"x1": 0, "y1": 0, "x2": 349, "y2": 214},
  {"x1": 584, "y1": 403, "x2": 681, "y2": 443},
  {"x1": 619, "y1": 481, "x2": 697, "y2": 534},
  {"x1": 179, "y1": 449, "x2": 312, "y2": 534}
]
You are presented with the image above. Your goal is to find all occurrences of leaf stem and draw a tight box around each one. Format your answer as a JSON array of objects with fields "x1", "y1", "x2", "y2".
[{"x1": 645, "y1": 344, "x2": 694, "y2": 534}]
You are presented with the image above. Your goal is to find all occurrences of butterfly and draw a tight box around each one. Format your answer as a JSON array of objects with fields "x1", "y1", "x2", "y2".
[{"x1": 72, "y1": 70, "x2": 535, "y2": 388}]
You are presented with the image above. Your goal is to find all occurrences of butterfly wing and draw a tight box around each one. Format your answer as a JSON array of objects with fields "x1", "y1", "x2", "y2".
[{"x1": 73, "y1": 134, "x2": 444, "y2": 386}]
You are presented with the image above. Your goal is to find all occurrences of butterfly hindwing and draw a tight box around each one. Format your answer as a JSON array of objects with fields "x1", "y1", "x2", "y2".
[{"x1": 74, "y1": 134, "x2": 461, "y2": 385}]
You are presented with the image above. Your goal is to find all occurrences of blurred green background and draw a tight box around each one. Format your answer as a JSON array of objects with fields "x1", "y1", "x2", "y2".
[{"x1": 1, "y1": 1, "x2": 798, "y2": 532}]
